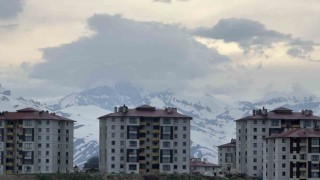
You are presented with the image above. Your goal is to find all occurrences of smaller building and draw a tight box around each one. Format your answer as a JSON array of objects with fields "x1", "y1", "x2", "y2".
[
  {"x1": 190, "y1": 157, "x2": 221, "y2": 175},
  {"x1": 218, "y1": 139, "x2": 236, "y2": 172}
]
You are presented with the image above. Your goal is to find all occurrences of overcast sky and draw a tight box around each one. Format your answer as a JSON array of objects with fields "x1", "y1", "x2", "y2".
[{"x1": 0, "y1": 0, "x2": 320, "y2": 101}]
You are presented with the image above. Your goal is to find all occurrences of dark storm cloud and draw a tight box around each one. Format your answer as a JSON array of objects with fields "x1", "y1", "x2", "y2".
[
  {"x1": 29, "y1": 14, "x2": 228, "y2": 90},
  {"x1": 195, "y1": 18, "x2": 318, "y2": 59},
  {"x1": 0, "y1": 0, "x2": 24, "y2": 19}
]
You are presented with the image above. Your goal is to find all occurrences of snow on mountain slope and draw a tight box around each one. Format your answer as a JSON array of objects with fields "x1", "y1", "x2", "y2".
[
  {"x1": 2, "y1": 83, "x2": 320, "y2": 167},
  {"x1": 56, "y1": 105, "x2": 110, "y2": 166}
]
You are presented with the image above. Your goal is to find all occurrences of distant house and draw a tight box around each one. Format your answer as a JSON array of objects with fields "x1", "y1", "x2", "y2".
[{"x1": 190, "y1": 157, "x2": 221, "y2": 175}]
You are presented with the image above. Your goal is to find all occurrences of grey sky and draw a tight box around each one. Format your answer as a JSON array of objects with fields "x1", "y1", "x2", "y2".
[
  {"x1": 0, "y1": 0, "x2": 24, "y2": 19},
  {"x1": 0, "y1": 0, "x2": 320, "y2": 101}
]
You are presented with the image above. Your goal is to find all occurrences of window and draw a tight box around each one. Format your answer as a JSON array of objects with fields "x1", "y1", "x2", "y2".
[
  {"x1": 163, "y1": 165, "x2": 170, "y2": 171},
  {"x1": 183, "y1": 165, "x2": 186, "y2": 169},
  {"x1": 183, "y1": 142, "x2": 187, "y2": 146},
  {"x1": 25, "y1": 136, "x2": 32, "y2": 141},
  {"x1": 183, "y1": 126, "x2": 187, "y2": 131},
  {"x1": 38, "y1": 136, "x2": 41, "y2": 140},
  {"x1": 46, "y1": 151, "x2": 49, "y2": 155},
  {"x1": 174, "y1": 134, "x2": 178, "y2": 138},
  {"x1": 262, "y1": 128, "x2": 265, "y2": 132},
  {"x1": 24, "y1": 143, "x2": 32, "y2": 150},
  {"x1": 111, "y1": 156, "x2": 115, "y2": 161},
  {"x1": 129, "y1": 164, "x2": 137, "y2": 170},
  {"x1": 163, "y1": 126, "x2": 171, "y2": 132},
  {"x1": 253, "y1": 128, "x2": 257, "y2": 132},
  {"x1": 111, "y1": 125, "x2": 115, "y2": 130},
  {"x1": 121, "y1": 126, "x2": 124, "y2": 130},
  {"x1": 46, "y1": 120, "x2": 50, "y2": 125},
  {"x1": 46, "y1": 136, "x2": 50, "y2": 140},
  {"x1": 38, "y1": 159, "x2": 41, "y2": 163},
  {"x1": 111, "y1": 149, "x2": 115, "y2": 153},
  {"x1": 282, "y1": 155, "x2": 286, "y2": 160},
  {"x1": 129, "y1": 141, "x2": 137, "y2": 147},
  {"x1": 282, "y1": 139, "x2": 286, "y2": 143},
  {"x1": 38, "y1": 128, "x2": 41, "y2": 132},
  {"x1": 253, "y1": 120, "x2": 257, "y2": 124},
  {"x1": 254, "y1": 135, "x2": 257, "y2": 140},
  {"x1": 46, "y1": 143, "x2": 50, "y2": 148},
  {"x1": 282, "y1": 147, "x2": 286, "y2": 151},
  {"x1": 271, "y1": 120, "x2": 279, "y2": 126},
  {"x1": 174, "y1": 126, "x2": 178, "y2": 130},
  {"x1": 253, "y1": 166, "x2": 257, "y2": 170},
  {"x1": 163, "y1": 157, "x2": 170, "y2": 163},
  {"x1": 38, "y1": 144, "x2": 41, "y2": 148},
  {"x1": 120, "y1": 133, "x2": 124, "y2": 138},
  {"x1": 282, "y1": 163, "x2": 286, "y2": 168},
  {"x1": 112, "y1": 141, "x2": 115, "y2": 145},
  {"x1": 163, "y1": 118, "x2": 171, "y2": 124},
  {"x1": 304, "y1": 121, "x2": 311, "y2": 127},
  {"x1": 24, "y1": 120, "x2": 32, "y2": 126},
  {"x1": 111, "y1": 133, "x2": 115, "y2": 138},
  {"x1": 253, "y1": 143, "x2": 257, "y2": 148},
  {"x1": 293, "y1": 155, "x2": 296, "y2": 159},
  {"x1": 120, "y1": 164, "x2": 124, "y2": 169},
  {"x1": 120, "y1": 141, "x2": 124, "y2": 145},
  {"x1": 253, "y1": 158, "x2": 257, "y2": 162},
  {"x1": 129, "y1": 118, "x2": 137, "y2": 124},
  {"x1": 282, "y1": 172, "x2": 286, "y2": 176},
  {"x1": 25, "y1": 128, "x2": 32, "y2": 134},
  {"x1": 111, "y1": 164, "x2": 115, "y2": 168},
  {"x1": 46, "y1": 128, "x2": 50, "y2": 133},
  {"x1": 163, "y1": 141, "x2": 170, "y2": 148},
  {"x1": 183, "y1": 150, "x2": 186, "y2": 154},
  {"x1": 253, "y1": 150, "x2": 257, "y2": 155},
  {"x1": 46, "y1": 159, "x2": 49, "y2": 163},
  {"x1": 183, "y1": 134, "x2": 187, "y2": 138},
  {"x1": 311, "y1": 155, "x2": 319, "y2": 161},
  {"x1": 311, "y1": 138, "x2": 319, "y2": 145},
  {"x1": 38, "y1": 151, "x2": 41, "y2": 155}
]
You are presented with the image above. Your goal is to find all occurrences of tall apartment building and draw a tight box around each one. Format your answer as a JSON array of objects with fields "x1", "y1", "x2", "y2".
[
  {"x1": 98, "y1": 105, "x2": 192, "y2": 174},
  {"x1": 264, "y1": 128, "x2": 320, "y2": 179},
  {"x1": 0, "y1": 107, "x2": 75, "y2": 174},
  {"x1": 236, "y1": 107, "x2": 320, "y2": 177},
  {"x1": 218, "y1": 139, "x2": 236, "y2": 172}
]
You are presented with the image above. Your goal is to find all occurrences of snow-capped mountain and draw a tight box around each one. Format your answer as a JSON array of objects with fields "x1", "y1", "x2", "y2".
[{"x1": 2, "y1": 83, "x2": 320, "y2": 167}]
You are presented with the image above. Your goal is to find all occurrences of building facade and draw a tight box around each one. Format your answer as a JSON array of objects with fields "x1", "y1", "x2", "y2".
[
  {"x1": 264, "y1": 128, "x2": 320, "y2": 179},
  {"x1": 236, "y1": 107, "x2": 320, "y2": 177},
  {"x1": 218, "y1": 139, "x2": 236, "y2": 172},
  {"x1": 98, "y1": 105, "x2": 192, "y2": 174},
  {"x1": 0, "y1": 108, "x2": 75, "y2": 174}
]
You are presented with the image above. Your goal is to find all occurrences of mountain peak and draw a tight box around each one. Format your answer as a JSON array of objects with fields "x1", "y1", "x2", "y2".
[{"x1": 0, "y1": 83, "x2": 11, "y2": 96}]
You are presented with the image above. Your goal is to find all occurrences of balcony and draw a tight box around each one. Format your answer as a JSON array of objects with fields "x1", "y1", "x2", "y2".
[
  {"x1": 139, "y1": 160, "x2": 146, "y2": 164},
  {"x1": 152, "y1": 145, "x2": 159, "y2": 149},
  {"x1": 7, "y1": 132, "x2": 13, "y2": 136},
  {"x1": 6, "y1": 124, "x2": 14, "y2": 128},
  {"x1": 6, "y1": 154, "x2": 13, "y2": 159},
  {"x1": 152, "y1": 129, "x2": 160, "y2": 134},
  {"x1": 153, "y1": 122, "x2": 160, "y2": 125},
  {"x1": 152, "y1": 138, "x2": 159, "y2": 142},
  {"x1": 5, "y1": 162, "x2": 13, "y2": 166},
  {"x1": 7, "y1": 139, "x2": 13, "y2": 143},
  {"x1": 292, "y1": 125, "x2": 300, "y2": 128},
  {"x1": 152, "y1": 160, "x2": 159, "y2": 164},
  {"x1": 152, "y1": 153, "x2": 159, "y2": 156},
  {"x1": 18, "y1": 154, "x2": 23, "y2": 159},
  {"x1": 139, "y1": 137, "x2": 146, "y2": 141},
  {"x1": 139, "y1": 129, "x2": 146, "y2": 133},
  {"x1": 152, "y1": 169, "x2": 159, "y2": 173},
  {"x1": 5, "y1": 170, "x2": 13, "y2": 174},
  {"x1": 6, "y1": 147, "x2": 13, "y2": 151}
]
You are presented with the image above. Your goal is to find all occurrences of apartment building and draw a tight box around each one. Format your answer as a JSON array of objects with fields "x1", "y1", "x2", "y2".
[
  {"x1": 264, "y1": 128, "x2": 320, "y2": 179},
  {"x1": 236, "y1": 107, "x2": 320, "y2": 177},
  {"x1": 98, "y1": 105, "x2": 192, "y2": 174},
  {"x1": 0, "y1": 107, "x2": 75, "y2": 174},
  {"x1": 218, "y1": 139, "x2": 236, "y2": 172}
]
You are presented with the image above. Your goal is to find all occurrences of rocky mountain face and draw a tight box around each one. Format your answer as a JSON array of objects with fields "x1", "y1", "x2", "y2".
[{"x1": 1, "y1": 83, "x2": 320, "y2": 167}]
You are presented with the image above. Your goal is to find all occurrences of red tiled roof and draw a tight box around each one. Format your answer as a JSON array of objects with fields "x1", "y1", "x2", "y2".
[
  {"x1": 266, "y1": 128, "x2": 320, "y2": 139},
  {"x1": 98, "y1": 105, "x2": 192, "y2": 119},
  {"x1": 190, "y1": 160, "x2": 219, "y2": 167},
  {"x1": 0, "y1": 108, "x2": 75, "y2": 122},
  {"x1": 237, "y1": 107, "x2": 320, "y2": 121}
]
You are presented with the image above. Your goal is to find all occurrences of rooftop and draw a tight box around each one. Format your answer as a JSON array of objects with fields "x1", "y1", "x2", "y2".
[
  {"x1": 0, "y1": 107, "x2": 75, "y2": 122},
  {"x1": 267, "y1": 128, "x2": 320, "y2": 139},
  {"x1": 237, "y1": 107, "x2": 320, "y2": 121},
  {"x1": 98, "y1": 105, "x2": 192, "y2": 119},
  {"x1": 190, "y1": 158, "x2": 219, "y2": 167}
]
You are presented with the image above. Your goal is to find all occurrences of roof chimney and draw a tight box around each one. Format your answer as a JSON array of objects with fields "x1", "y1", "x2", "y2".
[{"x1": 114, "y1": 107, "x2": 118, "y2": 113}]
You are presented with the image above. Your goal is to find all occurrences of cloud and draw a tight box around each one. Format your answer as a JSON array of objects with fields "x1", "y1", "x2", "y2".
[
  {"x1": 29, "y1": 14, "x2": 228, "y2": 92},
  {"x1": 195, "y1": 18, "x2": 318, "y2": 59},
  {"x1": 0, "y1": 0, "x2": 24, "y2": 19}
]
